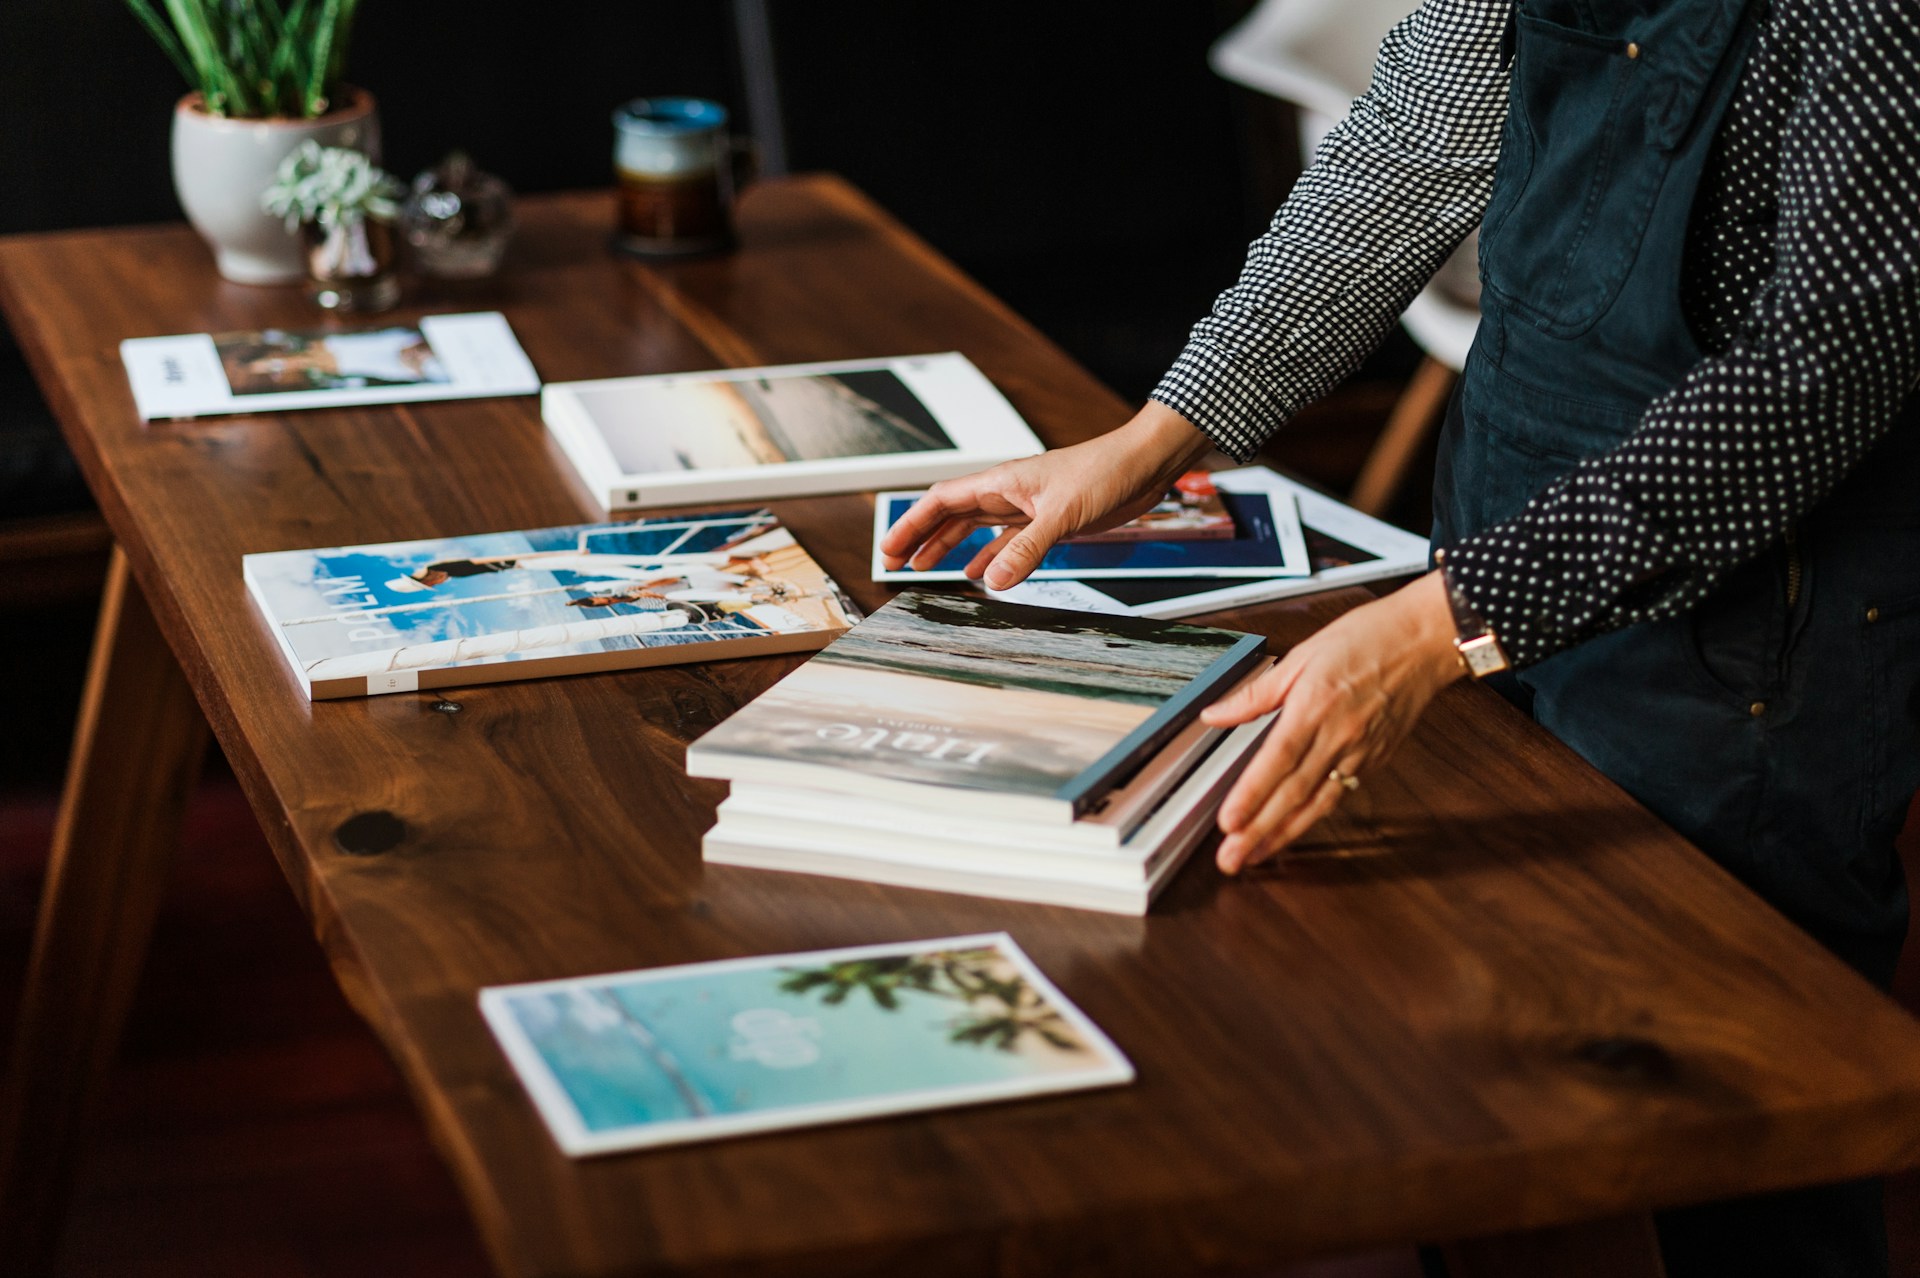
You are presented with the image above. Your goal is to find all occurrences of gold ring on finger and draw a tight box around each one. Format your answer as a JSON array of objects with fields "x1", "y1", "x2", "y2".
[{"x1": 1328, "y1": 768, "x2": 1361, "y2": 792}]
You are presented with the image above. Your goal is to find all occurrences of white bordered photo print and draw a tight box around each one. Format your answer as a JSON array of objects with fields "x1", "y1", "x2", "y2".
[
  {"x1": 542, "y1": 351, "x2": 1044, "y2": 511},
  {"x1": 871, "y1": 483, "x2": 1309, "y2": 582},
  {"x1": 120, "y1": 311, "x2": 540, "y2": 421},
  {"x1": 986, "y1": 466, "x2": 1432, "y2": 620},
  {"x1": 479, "y1": 933, "x2": 1134, "y2": 1156}
]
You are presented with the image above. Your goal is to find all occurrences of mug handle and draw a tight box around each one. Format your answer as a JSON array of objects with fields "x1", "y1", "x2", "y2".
[{"x1": 729, "y1": 136, "x2": 760, "y2": 196}]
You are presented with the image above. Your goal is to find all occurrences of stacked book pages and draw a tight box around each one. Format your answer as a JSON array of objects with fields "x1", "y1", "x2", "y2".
[{"x1": 687, "y1": 591, "x2": 1277, "y2": 914}]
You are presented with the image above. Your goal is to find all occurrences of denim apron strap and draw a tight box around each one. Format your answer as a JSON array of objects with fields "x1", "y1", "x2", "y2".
[{"x1": 1429, "y1": 3, "x2": 1916, "y2": 1273}]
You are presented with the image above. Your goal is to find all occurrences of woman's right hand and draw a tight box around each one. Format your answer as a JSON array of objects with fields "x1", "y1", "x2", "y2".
[{"x1": 878, "y1": 401, "x2": 1214, "y2": 590}]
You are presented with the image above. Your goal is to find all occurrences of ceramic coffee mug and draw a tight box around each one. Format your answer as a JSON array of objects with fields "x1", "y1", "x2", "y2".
[{"x1": 612, "y1": 98, "x2": 753, "y2": 258}]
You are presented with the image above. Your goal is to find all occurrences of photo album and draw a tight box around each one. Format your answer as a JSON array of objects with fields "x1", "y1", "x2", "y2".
[
  {"x1": 685, "y1": 591, "x2": 1266, "y2": 824},
  {"x1": 705, "y1": 702, "x2": 1278, "y2": 914},
  {"x1": 121, "y1": 311, "x2": 540, "y2": 421},
  {"x1": 479, "y1": 933, "x2": 1133, "y2": 1156},
  {"x1": 870, "y1": 483, "x2": 1309, "y2": 582},
  {"x1": 541, "y1": 352, "x2": 1045, "y2": 510},
  {"x1": 244, "y1": 508, "x2": 860, "y2": 699},
  {"x1": 986, "y1": 466, "x2": 1432, "y2": 619}
]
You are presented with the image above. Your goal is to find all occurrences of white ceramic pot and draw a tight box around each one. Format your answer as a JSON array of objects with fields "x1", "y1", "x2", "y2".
[{"x1": 170, "y1": 88, "x2": 381, "y2": 285}]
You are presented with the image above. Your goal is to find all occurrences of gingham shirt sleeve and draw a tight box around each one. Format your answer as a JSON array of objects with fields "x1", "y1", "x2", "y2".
[
  {"x1": 1441, "y1": 0, "x2": 1920, "y2": 668},
  {"x1": 1151, "y1": 0, "x2": 1513, "y2": 460}
]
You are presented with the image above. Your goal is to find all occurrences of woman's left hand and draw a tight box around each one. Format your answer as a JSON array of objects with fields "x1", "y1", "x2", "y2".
[{"x1": 1200, "y1": 571, "x2": 1466, "y2": 873}]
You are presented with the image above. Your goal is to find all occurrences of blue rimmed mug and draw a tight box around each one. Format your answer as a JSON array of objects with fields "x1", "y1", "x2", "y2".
[{"x1": 613, "y1": 97, "x2": 753, "y2": 258}]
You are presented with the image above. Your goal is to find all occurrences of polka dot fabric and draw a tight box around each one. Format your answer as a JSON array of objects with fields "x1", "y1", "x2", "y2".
[{"x1": 1154, "y1": 0, "x2": 1920, "y2": 668}]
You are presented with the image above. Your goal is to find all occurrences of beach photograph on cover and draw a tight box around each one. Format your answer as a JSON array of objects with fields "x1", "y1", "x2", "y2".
[
  {"x1": 247, "y1": 509, "x2": 856, "y2": 686},
  {"x1": 574, "y1": 366, "x2": 956, "y2": 476},
  {"x1": 693, "y1": 592, "x2": 1249, "y2": 796},
  {"x1": 217, "y1": 325, "x2": 451, "y2": 394},
  {"x1": 481, "y1": 935, "x2": 1131, "y2": 1153}
]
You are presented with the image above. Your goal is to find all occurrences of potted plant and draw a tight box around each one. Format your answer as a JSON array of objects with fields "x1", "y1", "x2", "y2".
[
  {"x1": 263, "y1": 142, "x2": 403, "y2": 311},
  {"x1": 125, "y1": 0, "x2": 377, "y2": 284}
]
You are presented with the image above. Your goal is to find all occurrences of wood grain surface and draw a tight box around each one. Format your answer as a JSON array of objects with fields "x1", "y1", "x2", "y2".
[{"x1": 5, "y1": 178, "x2": 1920, "y2": 1278}]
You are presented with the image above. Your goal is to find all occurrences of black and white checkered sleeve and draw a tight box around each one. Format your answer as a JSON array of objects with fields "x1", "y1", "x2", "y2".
[{"x1": 1151, "y1": 0, "x2": 1513, "y2": 461}]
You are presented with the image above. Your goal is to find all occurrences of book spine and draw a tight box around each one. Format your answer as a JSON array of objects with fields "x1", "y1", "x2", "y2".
[{"x1": 1054, "y1": 632, "x2": 1267, "y2": 818}]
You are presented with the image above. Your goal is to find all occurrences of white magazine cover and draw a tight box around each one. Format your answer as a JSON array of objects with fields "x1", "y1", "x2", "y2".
[
  {"x1": 121, "y1": 312, "x2": 540, "y2": 421},
  {"x1": 987, "y1": 466, "x2": 1431, "y2": 620},
  {"x1": 480, "y1": 933, "x2": 1133, "y2": 1156},
  {"x1": 541, "y1": 352, "x2": 1043, "y2": 511},
  {"x1": 870, "y1": 486, "x2": 1308, "y2": 582}
]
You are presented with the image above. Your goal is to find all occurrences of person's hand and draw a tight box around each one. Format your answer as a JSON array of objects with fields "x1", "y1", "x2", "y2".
[
  {"x1": 1201, "y1": 571, "x2": 1465, "y2": 872},
  {"x1": 879, "y1": 402, "x2": 1212, "y2": 590}
]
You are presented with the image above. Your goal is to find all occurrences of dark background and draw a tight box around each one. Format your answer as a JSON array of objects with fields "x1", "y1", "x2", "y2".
[{"x1": 0, "y1": 0, "x2": 1414, "y2": 780}]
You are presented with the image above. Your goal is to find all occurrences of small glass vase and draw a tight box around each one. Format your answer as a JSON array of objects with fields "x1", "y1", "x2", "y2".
[
  {"x1": 303, "y1": 216, "x2": 400, "y2": 312},
  {"x1": 400, "y1": 152, "x2": 515, "y2": 279}
]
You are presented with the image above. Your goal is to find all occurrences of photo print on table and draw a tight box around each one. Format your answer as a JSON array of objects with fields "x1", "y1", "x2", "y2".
[
  {"x1": 217, "y1": 324, "x2": 451, "y2": 394},
  {"x1": 480, "y1": 933, "x2": 1134, "y2": 1155}
]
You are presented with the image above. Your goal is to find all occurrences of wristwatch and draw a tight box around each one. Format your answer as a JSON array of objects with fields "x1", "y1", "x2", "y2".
[{"x1": 1434, "y1": 550, "x2": 1511, "y2": 680}]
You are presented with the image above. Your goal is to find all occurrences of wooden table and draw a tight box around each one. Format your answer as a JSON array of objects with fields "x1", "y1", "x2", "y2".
[{"x1": 6, "y1": 178, "x2": 1920, "y2": 1278}]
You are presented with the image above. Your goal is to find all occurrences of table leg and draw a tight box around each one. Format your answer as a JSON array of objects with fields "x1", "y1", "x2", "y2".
[
  {"x1": 1441, "y1": 1210, "x2": 1667, "y2": 1278},
  {"x1": 0, "y1": 547, "x2": 207, "y2": 1272}
]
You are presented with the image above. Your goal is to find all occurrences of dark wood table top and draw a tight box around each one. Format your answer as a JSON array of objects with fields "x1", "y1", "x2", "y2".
[{"x1": 7, "y1": 177, "x2": 1920, "y2": 1277}]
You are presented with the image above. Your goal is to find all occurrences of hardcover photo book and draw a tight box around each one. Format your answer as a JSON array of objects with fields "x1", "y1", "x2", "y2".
[
  {"x1": 989, "y1": 466, "x2": 1433, "y2": 620},
  {"x1": 685, "y1": 591, "x2": 1265, "y2": 823},
  {"x1": 479, "y1": 933, "x2": 1134, "y2": 1156},
  {"x1": 541, "y1": 352, "x2": 1044, "y2": 510},
  {"x1": 121, "y1": 311, "x2": 541, "y2": 421},
  {"x1": 706, "y1": 706, "x2": 1279, "y2": 914},
  {"x1": 870, "y1": 484, "x2": 1309, "y2": 582},
  {"x1": 244, "y1": 508, "x2": 859, "y2": 699}
]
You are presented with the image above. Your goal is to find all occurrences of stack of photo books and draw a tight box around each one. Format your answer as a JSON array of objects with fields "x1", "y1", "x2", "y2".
[{"x1": 686, "y1": 591, "x2": 1278, "y2": 914}]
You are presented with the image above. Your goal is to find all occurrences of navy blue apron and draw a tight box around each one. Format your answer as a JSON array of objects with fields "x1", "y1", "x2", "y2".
[{"x1": 1430, "y1": 1, "x2": 1920, "y2": 1271}]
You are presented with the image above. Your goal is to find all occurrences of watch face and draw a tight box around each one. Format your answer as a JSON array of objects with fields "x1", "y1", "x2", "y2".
[{"x1": 1459, "y1": 635, "x2": 1509, "y2": 678}]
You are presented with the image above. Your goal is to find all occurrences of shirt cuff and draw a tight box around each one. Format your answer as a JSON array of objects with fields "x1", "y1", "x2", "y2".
[{"x1": 1150, "y1": 340, "x2": 1296, "y2": 463}]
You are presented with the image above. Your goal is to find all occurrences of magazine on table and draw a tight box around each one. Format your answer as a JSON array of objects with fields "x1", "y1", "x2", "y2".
[
  {"x1": 121, "y1": 311, "x2": 540, "y2": 421},
  {"x1": 479, "y1": 933, "x2": 1133, "y2": 1156},
  {"x1": 870, "y1": 485, "x2": 1309, "y2": 582},
  {"x1": 987, "y1": 466, "x2": 1432, "y2": 620},
  {"x1": 704, "y1": 710, "x2": 1278, "y2": 914},
  {"x1": 685, "y1": 591, "x2": 1266, "y2": 823},
  {"x1": 244, "y1": 507, "x2": 859, "y2": 700},
  {"x1": 542, "y1": 351, "x2": 1044, "y2": 511},
  {"x1": 716, "y1": 659, "x2": 1275, "y2": 851}
]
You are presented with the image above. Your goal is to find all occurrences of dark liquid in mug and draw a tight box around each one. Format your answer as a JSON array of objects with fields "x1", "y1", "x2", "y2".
[{"x1": 616, "y1": 168, "x2": 727, "y2": 248}]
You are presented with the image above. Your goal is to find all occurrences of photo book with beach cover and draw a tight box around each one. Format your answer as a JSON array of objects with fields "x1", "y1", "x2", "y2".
[
  {"x1": 706, "y1": 705, "x2": 1279, "y2": 914},
  {"x1": 121, "y1": 312, "x2": 540, "y2": 421},
  {"x1": 685, "y1": 591, "x2": 1266, "y2": 823},
  {"x1": 988, "y1": 466, "x2": 1432, "y2": 620},
  {"x1": 870, "y1": 482, "x2": 1310, "y2": 583},
  {"x1": 480, "y1": 933, "x2": 1133, "y2": 1156},
  {"x1": 244, "y1": 508, "x2": 859, "y2": 699},
  {"x1": 541, "y1": 352, "x2": 1044, "y2": 510}
]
